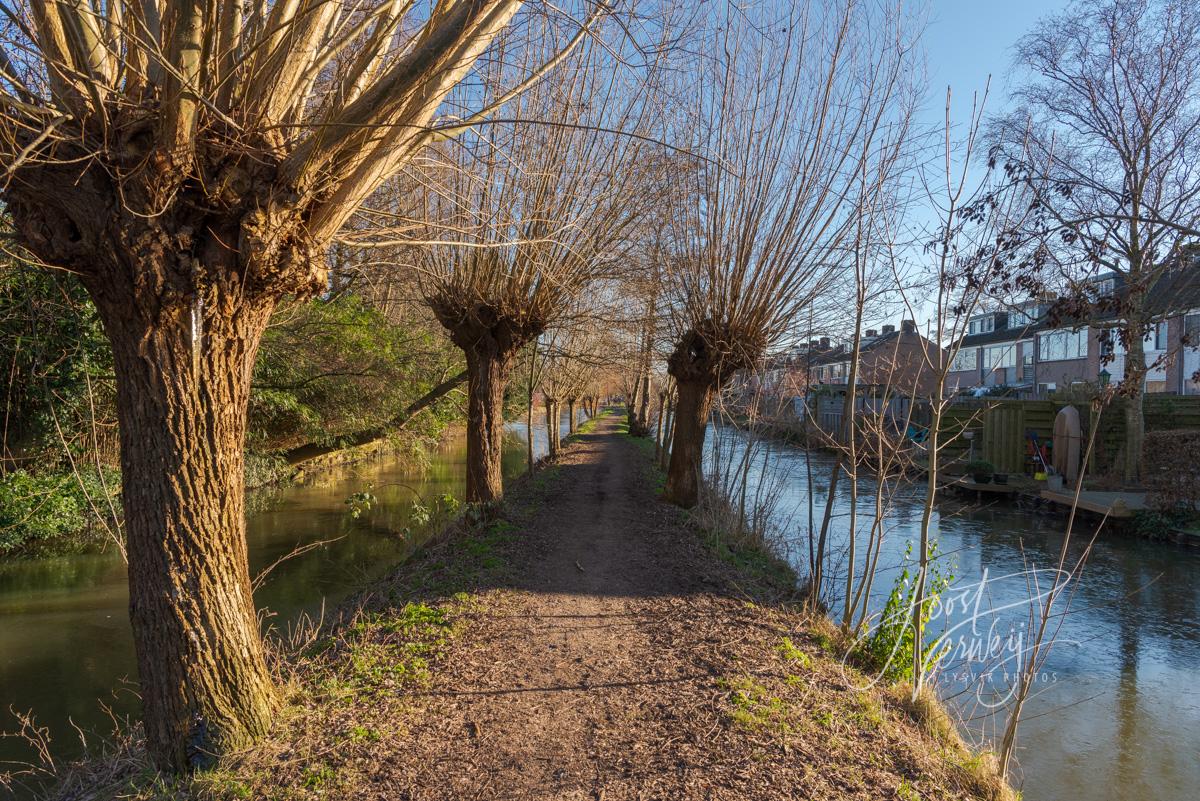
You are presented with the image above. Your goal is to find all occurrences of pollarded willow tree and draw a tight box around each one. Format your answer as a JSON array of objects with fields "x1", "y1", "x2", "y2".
[
  {"x1": 0, "y1": 0, "x2": 608, "y2": 772},
  {"x1": 657, "y1": 0, "x2": 919, "y2": 507},
  {"x1": 401, "y1": 22, "x2": 670, "y2": 502}
]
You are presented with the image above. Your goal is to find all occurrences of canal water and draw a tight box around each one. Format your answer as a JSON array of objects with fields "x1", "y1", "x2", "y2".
[
  {"x1": 1, "y1": 413, "x2": 1194, "y2": 801},
  {"x1": 704, "y1": 423, "x2": 1199, "y2": 801}
]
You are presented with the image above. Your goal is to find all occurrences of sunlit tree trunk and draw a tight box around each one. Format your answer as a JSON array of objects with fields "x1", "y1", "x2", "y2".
[
  {"x1": 89, "y1": 274, "x2": 278, "y2": 771},
  {"x1": 664, "y1": 378, "x2": 716, "y2": 507},
  {"x1": 462, "y1": 346, "x2": 513, "y2": 503}
]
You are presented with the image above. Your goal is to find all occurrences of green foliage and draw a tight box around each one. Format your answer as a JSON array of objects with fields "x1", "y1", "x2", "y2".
[
  {"x1": 0, "y1": 259, "x2": 113, "y2": 465},
  {"x1": 777, "y1": 637, "x2": 812, "y2": 670},
  {"x1": 864, "y1": 543, "x2": 953, "y2": 684},
  {"x1": 1130, "y1": 507, "x2": 1195, "y2": 539},
  {"x1": 965, "y1": 459, "x2": 995, "y2": 475},
  {"x1": 0, "y1": 467, "x2": 119, "y2": 553},
  {"x1": 251, "y1": 294, "x2": 463, "y2": 452},
  {"x1": 345, "y1": 486, "x2": 378, "y2": 520}
]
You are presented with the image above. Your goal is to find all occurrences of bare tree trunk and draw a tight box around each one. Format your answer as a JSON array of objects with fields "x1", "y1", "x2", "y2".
[
  {"x1": 637, "y1": 368, "x2": 652, "y2": 434},
  {"x1": 545, "y1": 397, "x2": 560, "y2": 458},
  {"x1": 463, "y1": 347, "x2": 511, "y2": 503},
  {"x1": 94, "y1": 283, "x2": 277, "y2": 772},
  {"x1": 664, "y1": 379, "x2": 715, "y2": 507},
  {"x1": 655, "y1": 391, "x2": 667, "y2": 459},
  {"x1": 1123, "y1": 328, "x2": 1146, "y2": 484},
  {"x1": 568, "y1": 398, "x2": 578, "y2": 434},
  {"x1": 659, "y1": 396, "x2": 675, "y2": 472}
]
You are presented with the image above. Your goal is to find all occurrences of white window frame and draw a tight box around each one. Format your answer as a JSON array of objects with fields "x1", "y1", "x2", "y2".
[
  {"x1": 983, "y1": 343, "x2": 1017, "y2": 372},
  {"x1": 1038, "y1": 327, "x2": 1089, "y2": 362},
  {"x1": 968, "y1": 316, "x2": 995, "y2": 336},
  {"x1": 950, "y1": 347, "x2": 978, "y2": 372}
]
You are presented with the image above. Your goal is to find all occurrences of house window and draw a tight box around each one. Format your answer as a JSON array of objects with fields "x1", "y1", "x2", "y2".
[
  {"x1": 1185, "y1": 313, "x2": 1200, "y2": 345},
  {"x1": 1038, "y1": 328, "x2": 1089, "y2": 361},
  {"x1": 1094, "y1": 278, "x2": 1115, "y2": 297},
  {"x1": 968, "y1": 316, "x2": 995, "y2": 336},
  {"x1": 950, "y1": 347, "x2": 978, "y2": 372},
  {"x1": 983, "y1": 343, "x2": 1016, "y2": 371},
  {"x1": 1152, "y1": 321, "x2": 1168, "y2": 351},
  {"x1": 1010, "y1": 309, "x2": 1034, "y2": 327}
]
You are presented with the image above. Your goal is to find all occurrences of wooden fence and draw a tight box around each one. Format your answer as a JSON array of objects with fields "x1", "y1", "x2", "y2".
[{"x1": 940, "y1": 396, "x2": 1200, "y2": 475}]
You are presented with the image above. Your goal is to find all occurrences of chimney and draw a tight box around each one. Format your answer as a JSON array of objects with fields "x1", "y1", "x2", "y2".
[
  {"x1": 901, "y1": 319, "x2": 917, "y2": 334},
  {"x1": 881, "y1": 324, "x2": 895, "y2": 335},
  {"x1": 819, "y1": 337, "x2": 830, "y2": 348},
  {"x1": 865, "y1": 329, "x2": 878, "y2": 338}
]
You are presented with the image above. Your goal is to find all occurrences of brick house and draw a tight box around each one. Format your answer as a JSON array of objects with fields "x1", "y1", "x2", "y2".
[
  {"x1": 807, "y1": 320, "x2": 945, "y2": 397},
  {"x1": 947, "y1": 265, "x2": 1200, "y2": 397}
]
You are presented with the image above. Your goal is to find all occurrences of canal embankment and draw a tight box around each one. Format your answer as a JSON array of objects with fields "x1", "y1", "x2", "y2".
[{"x1": 32, "y1": 413, "x2": 1013, "y2": 801}]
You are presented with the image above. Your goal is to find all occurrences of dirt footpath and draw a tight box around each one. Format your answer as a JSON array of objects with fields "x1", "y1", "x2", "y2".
[{"x1": 362, "y1": 415, "x2": 1005, "y2": 801}]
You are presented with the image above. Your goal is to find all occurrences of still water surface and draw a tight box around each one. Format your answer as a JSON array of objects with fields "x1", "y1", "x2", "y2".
[
  {"x1": 704, "y1": 423, "x2": 1199, "y2": 801},
  {"x1": 0, "y1": 428, "x2": 533, "y2": 777},
  {"x1": 1, "y1": 415, "x2": 1196, "y2": 801}
]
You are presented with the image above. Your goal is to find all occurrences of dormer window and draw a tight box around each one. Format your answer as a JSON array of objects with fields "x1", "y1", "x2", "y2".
[
  {"x1": 1094, "y1": 277, "x2": 1115, "y2": 297},
  {"x1": 1009, "y1": 306, "x2": 1038, "y2": 327},
  {"x1": 968, "y1": 316, "x2": 995, "y2": 335}
]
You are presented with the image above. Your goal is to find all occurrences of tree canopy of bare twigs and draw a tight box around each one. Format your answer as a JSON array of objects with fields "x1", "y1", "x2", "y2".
[
  {"x1": 990, "y1": 0, "x2": 1200, "y2": 481},
  {"x1": 395, "y1": 17, "x2": 671, "y2": 501},
  {"x1": 656, "y1": 0, "x2": 921, "y2": 507}
]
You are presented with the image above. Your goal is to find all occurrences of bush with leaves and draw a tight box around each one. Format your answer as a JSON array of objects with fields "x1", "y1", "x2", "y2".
[
  {"x1": 863, "y1": 543, "x2": 954, "y2": 684},
  {"x1": 1143, "y1": 430, "x2": 1200, "y2": 512}
]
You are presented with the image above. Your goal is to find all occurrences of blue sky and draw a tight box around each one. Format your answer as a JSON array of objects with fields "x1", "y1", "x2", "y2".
[
  {"x1": 870, "y1": 1, "x2": 1075, "y2": 334},
  {"x1": 920, "y1": 0, "x2": 1071, "y2": 124}
]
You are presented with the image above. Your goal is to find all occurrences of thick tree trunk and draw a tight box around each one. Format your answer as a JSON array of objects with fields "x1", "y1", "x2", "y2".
[
  {"x1": 568, "y1": 399, "x2": 578, "y2": 434},
  {"x1": 664, "y1": 379, "x2": 715, "y2": 507},
  {"x1": 95, "y1": 286, "x2": 277, "y2": 772},
  {"x1": 464, "y1": 348, "x2": 511, "y2": 503}
]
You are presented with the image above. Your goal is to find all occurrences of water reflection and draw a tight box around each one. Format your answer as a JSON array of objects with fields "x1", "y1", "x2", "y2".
[{"x1": 705, "y1": 423, "x2": 1200, "y2": 801}]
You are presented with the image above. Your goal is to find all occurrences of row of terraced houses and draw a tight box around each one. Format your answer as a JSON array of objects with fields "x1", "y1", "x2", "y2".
[{"x1": 760, "y1": 265, "x2": 1200, "y2": 402}]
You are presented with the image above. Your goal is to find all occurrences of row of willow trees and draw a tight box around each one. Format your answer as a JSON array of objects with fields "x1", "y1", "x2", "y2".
[{"x1": 3, "y1": 0, "x2": 1196, "y2": 779}]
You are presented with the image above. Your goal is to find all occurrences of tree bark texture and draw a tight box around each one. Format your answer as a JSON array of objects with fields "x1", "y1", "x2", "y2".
[
  {"x1": 430, "y1": 304, "x2": 540, "y2": 504},
  {"x1": 92, "y1": 280, "x2": 278, "y2": 772},
  {"x1": 463, "y1": 348, "x2": 512, "y2": 503},
  {"x1": 664, "y1": 380, "x2": 715, "y2": 507},
  {"x1": 545, "y1": 397, "x2": 561, "y2": 457},
  {"x1": 568, "y1": 399, "x2": 578, "y2": 434},
  {"x1": 1123, "y1": 329, "x2": 1146, "y2": 484},
  {"x1": 663, "y1": 323, "x2": 752, "y2": 508}
]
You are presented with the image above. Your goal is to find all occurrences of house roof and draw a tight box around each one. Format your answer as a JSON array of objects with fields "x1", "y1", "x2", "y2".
[{"x1": 806, "y1": 327, "x2": 926, "y2": 367}]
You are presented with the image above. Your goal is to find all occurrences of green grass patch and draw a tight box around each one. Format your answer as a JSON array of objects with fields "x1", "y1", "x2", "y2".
[{"x1": 721, "y1": 675, "x2": 795, "y2": 735}]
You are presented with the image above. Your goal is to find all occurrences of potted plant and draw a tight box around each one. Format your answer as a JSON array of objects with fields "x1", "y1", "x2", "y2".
[{"x1": 966, "y1": 459, "x2": 995, "y2": 484}]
